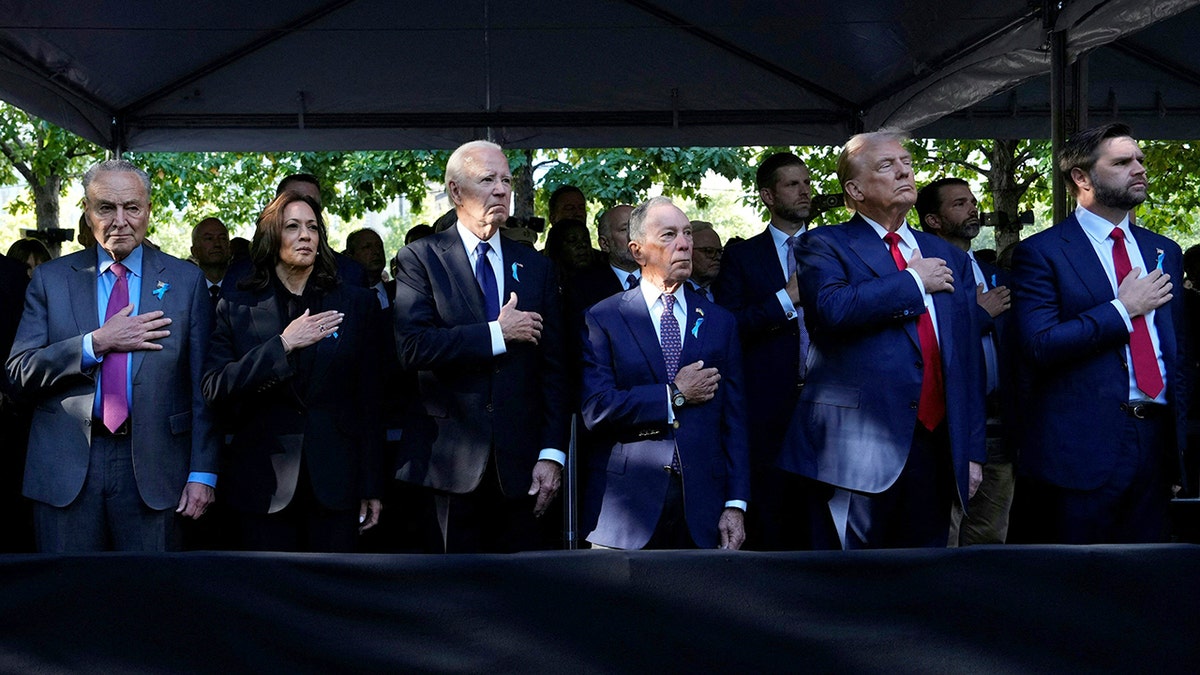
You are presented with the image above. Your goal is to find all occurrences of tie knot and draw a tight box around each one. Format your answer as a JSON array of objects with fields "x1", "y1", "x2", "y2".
[
  {"x1": 661, "y1": 293, "x2": 675, "y2": 311},
  {"x1": 883, "y1": 232, "x2": 901, "y2": 247},
  {"x1": 110, "y1": 262, "x2": 127, "y2": 278},
  {"x1": 476, "y1": 241, "x2": 492, "y2": 258},
  {"x1": 1110, "y1": 227, "x2": 1125, "y2": 242},
  {"x1": 626, "y1": 273, "x2": 638, "y2": 290}
]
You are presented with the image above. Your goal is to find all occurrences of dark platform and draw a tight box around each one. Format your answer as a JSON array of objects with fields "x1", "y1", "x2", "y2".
[{"x1": 0, "y1": 545, "x2": 1196, "y2": 673}]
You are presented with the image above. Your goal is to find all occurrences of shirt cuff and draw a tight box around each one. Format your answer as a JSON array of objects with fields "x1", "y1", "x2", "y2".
[
  {"x1": 488, "y1": 320, "x2": 506, "y2": 356},
  {"x1": 187, "y1": 472, "x2": 218, "y2": 488},
  {"x1": 82, "y1": 332, "x2": 100, "y2": 369},
  {"x1": 666, "y1": 384, "x2": 676, "y2": 424},
  {"x1": 1110, "y1": 299, "x2": 1135, "y2": 332},
  {"x1": 538, "y1": 449, "x2": 566, "y2": 466},
  {"x1": 774, "y1": 288, "x2": 797, "y2": 320},
  {"x1": 905, "y1": 268, "x2": 925, "y2": 294},
  {"x1": 724, "y1": 500, "x2": 747, "y2": 511}
]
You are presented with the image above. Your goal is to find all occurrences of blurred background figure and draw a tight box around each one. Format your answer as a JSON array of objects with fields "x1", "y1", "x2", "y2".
[{"x1": 5, "y1": 238, "x2": 51, "y2": 278}]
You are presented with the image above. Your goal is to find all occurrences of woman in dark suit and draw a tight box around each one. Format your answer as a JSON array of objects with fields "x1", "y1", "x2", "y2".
[{"x1": 202, "y1": 191, "x2": 384, "y2": 552}]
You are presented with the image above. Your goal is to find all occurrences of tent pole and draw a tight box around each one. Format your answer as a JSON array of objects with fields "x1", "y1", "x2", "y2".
[{"x1": 1050, "y1": 28, "x2": 1067, "y2": 224}]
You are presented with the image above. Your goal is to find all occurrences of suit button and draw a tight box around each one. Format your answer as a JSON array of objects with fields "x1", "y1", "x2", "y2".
[
  {"x1": 786, "y1": 312, "x2": 796, "y2": 320},
  {"x1": 915, "y1": 361, "x2": 923, "y2": 369},
  {"x1": 486, "y1": 403, "x2": 494, "y2": 413},
  {"x1": 903, "y1": 310, "x2": 912, "y2": 316},
  {"x1": 494, "y1": 367, "x2": 501, "y2": 374},
  {"x1": 910, "y1": 401, "x2": 918, "y2": 409}
]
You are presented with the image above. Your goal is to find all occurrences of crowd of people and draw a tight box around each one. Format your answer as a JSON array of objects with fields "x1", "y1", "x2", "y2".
[{"x1": 0, "y1": 122, "x2": 1193, "y2": 555}]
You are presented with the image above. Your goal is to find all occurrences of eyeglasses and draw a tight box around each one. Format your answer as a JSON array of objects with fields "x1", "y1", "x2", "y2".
[{"x1": 694, "y1": 247, "x2": 723, "y2": 258}]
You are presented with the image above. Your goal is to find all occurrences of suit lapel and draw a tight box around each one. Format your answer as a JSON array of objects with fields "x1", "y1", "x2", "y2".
[
  {"x1": 132, "y1": 247, "x2": 166, "y2": 378},
  {"x1": 69, "y1": 249, "x2": 100, "y2": 335},
  {"x1": 679, "y1": 287, "x2": 707, "y2": 367},
  {"x1": 1134, "y1": 226, "x2": 1177, "y2": 373},
  {"x1": 846, "y1": 215, "x2": 907, "y2": 282},
  {"x1": 847, "y1": 217, "x2": 919, "y2": 351},
  {"x1": 618, "y1": 289, "x2": 667, "y2": 382},
  {"x1": 1058, "y1": 215, "x2": 1116, "y2": 307},
  {"x1": 751, "y1": 227, "x2": 787, "y2": 286},
  {"x1": 500, "y1": 237, "x2": 523, "y2": 302},
  {"x1": 307, "y1": 288, "x2": 341, "y2": 396},
  {"x1": 432, "y1": 229, "x2": 487, "y2": 323}
]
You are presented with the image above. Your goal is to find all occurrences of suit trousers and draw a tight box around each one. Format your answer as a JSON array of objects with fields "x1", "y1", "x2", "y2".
[
  {"x1": 841, "y1": 423, "x2": 954, "y2": 549},
  {"x1": 591, "y1": 470, "x2": 696, "y2": 551},
  {"x1": 33, "y1": 431, "x2": 179, "y2": 552},
  {"x1": 1021, "y1": 411, "x2": 1171, "y2": 544},
  {"x1": 437, "y1": 454, "x2": 545, "y2": 554},
  {"x1": 230, "y1": 456, "x2": 359, "y2": 553}
]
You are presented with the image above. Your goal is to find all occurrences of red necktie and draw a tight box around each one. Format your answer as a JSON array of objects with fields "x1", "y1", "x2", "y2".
[
  {"x1": 101, "y1": 262, "x2": 130, "y2": 433},
  {"x1": 884, "y1": 233, "x2": 945, "y2": 431},
  {"x1": 1109, "y1": 228, "x2": 1164, "y2": 399}
]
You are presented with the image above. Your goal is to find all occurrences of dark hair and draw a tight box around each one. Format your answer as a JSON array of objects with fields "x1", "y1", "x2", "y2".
[
  {"x1": 344, "y1": 228, "x2": 381, "y2": 252},
  {"x1": 405, "y1": 224, "x2": 434, "y2": 245},
  {"x1": 544, "y1": 218, "x2": 589, "y2": 267},
  {"x1": 548, "y1": 185, "x2": 584, "y2": 217},
  {"x1": 240, "y1": 191, "x2": 339, "y2": 292},
  {"x1": 275, "y1": 173, "x2": 321, "y2": 197},
  {"x1": 6, "y1": 237, "x2": 51, "y2": 265},
  {"x1": 756, "y1": 152, "x2": 805, "y2": 191},
  {"x1": 1059, "y1": 123, "x2": 1134, "y2": 196},
  {"x1": 915, "y1": 177, "x2": 970, "y2": 229}
]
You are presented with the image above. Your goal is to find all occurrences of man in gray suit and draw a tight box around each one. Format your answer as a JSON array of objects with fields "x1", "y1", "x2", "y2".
[{"x1": 7, "y1": 159, "x2": 218, "y2": 552}]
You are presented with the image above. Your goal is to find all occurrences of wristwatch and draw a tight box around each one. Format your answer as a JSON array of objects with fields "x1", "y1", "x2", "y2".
[{"x1": 670, "y1": 382, "x2": 686, "y2": 409}]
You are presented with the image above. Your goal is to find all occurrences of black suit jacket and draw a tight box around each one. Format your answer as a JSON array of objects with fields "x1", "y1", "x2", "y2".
[
  {"x1": 712, "y1": 227, "x2": 803, "y2": 465},
  {"x1": 202, "y1": 280, "x2": 385, "y2": 513},
  {"x1": 393, "y1": 226, "x2": 569, "y2": 497}
]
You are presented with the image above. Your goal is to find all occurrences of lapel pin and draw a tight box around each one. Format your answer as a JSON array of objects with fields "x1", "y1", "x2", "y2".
[
  {"x1": 512, "y1": 262, "x2": 523, "y2": 282},
  {"x1": 691, "y1": 317, "x2": 704, "y2": 338},
  {"x1": 152, "y1": 281, "x2": 170, "y2": 300}
]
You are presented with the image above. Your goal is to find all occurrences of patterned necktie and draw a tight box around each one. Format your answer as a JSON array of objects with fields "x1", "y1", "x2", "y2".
[
  {"x1": 786, "y1": 235, "x2": 810, "y2": 380},
  {"x1": 475, "y1": 241, "x2": 500, "y2": 321},
  {"x1": 626, "y1": 273, "x2": 638, "y2": 290},
  {"x1": 101, "y1": 262, "x2": 130, "y2": 433},
  {"x1": 660, "y1": 293, "x2": 681, "y2": 382},
  {"x1": 1109, "y1": 228, "x2": 1164, "y2": 398},
  {"x1": 884, "y1": 232, "x2": 945, "y2": 431}
]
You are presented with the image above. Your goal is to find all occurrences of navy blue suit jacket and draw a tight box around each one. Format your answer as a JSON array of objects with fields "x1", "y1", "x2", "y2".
[
  {"x1": 393, "y1": 226, "x2": 569, "y2": 497},
  {"x1": 778, "y1": 215, "x2": 986, "y2": 507},
  {"x1": 580, "y1": 285, "x2": 750, "y2": 549},
  {"x1": 1011, "y1": 214, "x2": 1188, "y2": 491},
  {"x1": 712, "y1": 227, "x2": 803, "y2": 465}
]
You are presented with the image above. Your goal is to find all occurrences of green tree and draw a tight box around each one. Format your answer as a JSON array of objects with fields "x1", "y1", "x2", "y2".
[{"x1": 0, "y1": 102, "x2": 104, "y2": 253}]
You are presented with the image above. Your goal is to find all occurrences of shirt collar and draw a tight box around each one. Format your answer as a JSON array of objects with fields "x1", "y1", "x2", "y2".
[
  {"x1": 96, "y1": 244, "x2": 144, "y2": 278},
  {"x1": 768, "y1": 222, "x2": 804, "y2": 248},
  {"x1": 1075, "y1": 206, "x2": 1131, "y2": 246},
  {"x1": 862, "y1": 215, "x2": 917, "y2": 249},
  {"x1": 455, "y1": 221, "x2": 500, "y2": 257},
  {"x1": 639, "y1": 277, "x2": 687, "y2": 315}
]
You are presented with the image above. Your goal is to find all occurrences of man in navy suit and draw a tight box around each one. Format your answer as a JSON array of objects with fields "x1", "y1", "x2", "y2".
[
  {"x1": 580, "y1": 197, "x2": 750, "y2": 550},
  {"x1": 779, "y1": 132, "x2": 986, "y2": 549},
  {"x1": 917, "y1": 177, "x2": 1016, "y2": 545},
  {"x1": 712, "y1": 152, "x2": 820, "y2": 550},
  {"x1": 393, "y1": 140, "x2": 569, "y2": 553},
  {"x1": 1011, "y1": 123, "x2": 1186, "y2": 544}
]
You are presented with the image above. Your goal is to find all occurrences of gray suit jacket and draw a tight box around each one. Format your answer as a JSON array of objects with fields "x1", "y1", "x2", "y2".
[{"x1": 6, "y1": 245, "x2": 218, "y2": 510}]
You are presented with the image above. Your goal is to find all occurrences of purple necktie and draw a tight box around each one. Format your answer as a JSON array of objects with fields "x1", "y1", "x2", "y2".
[
  {"x1": 785, "y1": 235, "x2": 810, "y2": 380},
  {"x1": 660, "y1": 294, "x2": 681, "y2": 382},
  {"x1": 101, "y1": 262, "x2": 129, "y2": 433}
]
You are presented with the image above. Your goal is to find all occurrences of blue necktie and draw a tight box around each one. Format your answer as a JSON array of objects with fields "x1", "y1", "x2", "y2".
[{"x1": 475, "y1": 241, "x2": 499, "y2": 321}]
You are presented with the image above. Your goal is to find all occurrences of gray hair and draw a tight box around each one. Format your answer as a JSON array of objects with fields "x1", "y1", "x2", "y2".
[
  {"x1": 445, "y1": 140, "x2": 504, "y2": 191},
  {"x1": 689, "y1": 220, "x2": 714, "y2": 233},
  {"x1": 82, "y1": 159, "x2": 152, "y2": 197},
  {"x1": 628, "y1": 196, "x2": 676, "y2": 244}
]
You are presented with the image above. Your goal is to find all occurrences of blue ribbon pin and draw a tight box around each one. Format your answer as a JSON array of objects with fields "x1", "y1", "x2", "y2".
[
  {"x1": 512, "y1": 262, "x2": 522, "y2": 282},
  {"x1": 152, "y1": 281, "x2": 170, "y2": 300}
]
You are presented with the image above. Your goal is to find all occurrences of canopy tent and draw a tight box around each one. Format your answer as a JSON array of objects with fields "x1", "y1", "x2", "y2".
[
  {"x1": 0, "y1": 0, "x2": 1195, "y2": 153},
  {"x1": 922, "y1": 1, "x2": 1200, "y2": 139}
]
